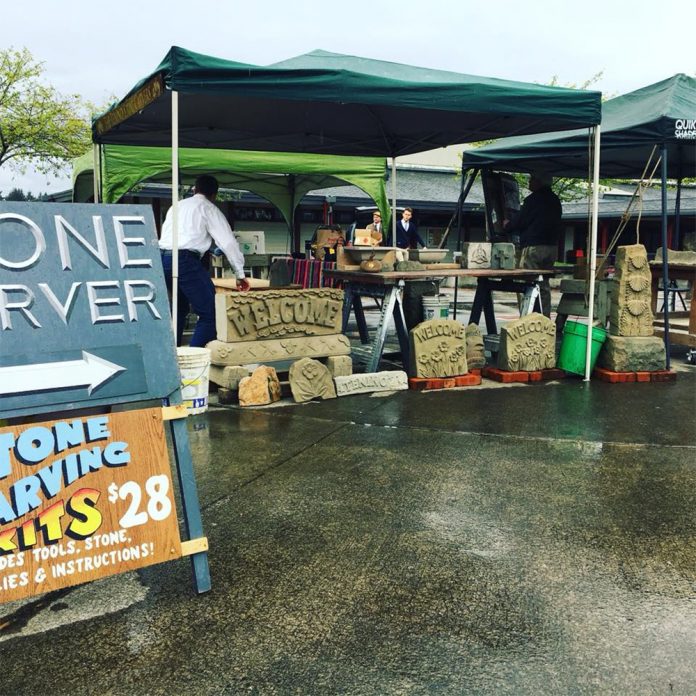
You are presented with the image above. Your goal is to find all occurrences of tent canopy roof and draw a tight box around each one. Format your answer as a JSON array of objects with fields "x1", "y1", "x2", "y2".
[
  {"x1": 93, "y1": 46, "x2": 601, "y2": 157},
  {"x1": 462, "y1": 74, "x2": 696, "y2": 178},
  {"x1": 73, "y1": 146, "x2": 390, "y2": 226}
]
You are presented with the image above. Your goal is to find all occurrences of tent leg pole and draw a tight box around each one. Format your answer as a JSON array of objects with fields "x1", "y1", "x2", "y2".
[
  {"x1": 584, "y1": 125, "x2": 601, "y2": 382},
  {"x1": 674, "y1": 175, "x2": 682, "y2": 251},
  {"x1": 172, "y1": 90, "x2": 180, "y2": 344},
  {"x1": 661, "y1": 145, "x2": 671, "y2": 370},
  {"x1": 391, "y1": 158, "x2": 397, "y2": 248},
  {"x1": 92, "y1": 144, "x2": 100, "y2": 203}
]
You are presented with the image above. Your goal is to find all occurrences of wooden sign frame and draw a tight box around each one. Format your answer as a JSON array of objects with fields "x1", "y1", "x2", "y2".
[{"x1": 0, "y1": 406, "x2": 209, "y2": 602}]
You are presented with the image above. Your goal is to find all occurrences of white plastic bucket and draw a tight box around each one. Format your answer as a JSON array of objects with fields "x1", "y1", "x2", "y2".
[
  {"x1": 422, "y1": 294, "x2": 450, "y2": 321},
  {"x1": 176, "y1": 347, "x2": 211, "y2": 415}
]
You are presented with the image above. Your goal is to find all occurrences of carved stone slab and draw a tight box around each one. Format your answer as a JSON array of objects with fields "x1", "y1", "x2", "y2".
[
  {"x1": 491, "y1": 243, "x2": 516, "y2": 270},
  {"x1": 215, "y1": 288, "x2": 344, "y2": 342},
  {"x1": 289, "y1": 358, "x2": 337, "y2": 403},
  {"x1": 334, "y1": 371, "x2": 408, "y2": 396},
  {"x1": 460, "y1": 242, "x2": 492, "y2": 269},
  {"x1": 410, "y1": 319, "x2": 468, "y2": 378},
  {"x1": 597, "y1": 335, "x2": 666, "y2": 372},
  {"x1": 610, "y1": 244, "x2": 653, "y2": 337},
  {"x1": 497, "y1": 313, "x2": 555, "y2": 371},
  {"x1": 465, "y1": 323, "x2": 486, "y2": 369},
  {"x1": 238, "y1": 366, "x2": 282, "y2": 407},
  {"x1": 326, "y1": 355, "x2": 353, "y2": 377},
  {"x1": 210, "y1": 365, "x2": 249, "y2": 390},
  {"x1": 208, "y1": 335, "x2": 351, "y2": 366},
  {"x1": 654, "y1": 247, "x2": 696, "y2": 265}
]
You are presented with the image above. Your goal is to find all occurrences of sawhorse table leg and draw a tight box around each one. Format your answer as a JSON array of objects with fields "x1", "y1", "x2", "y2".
[
  {"x1": 469, "y1": 278, "x2": 498, "y2": 334},
  {"x1": 367, "y1": 282, "x2": 409, "y2": 372}
]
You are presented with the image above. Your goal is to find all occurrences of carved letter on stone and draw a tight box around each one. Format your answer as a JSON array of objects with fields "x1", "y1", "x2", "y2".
[
  {"x1": 289, "y1": 358, "x2": 337, "y2": 403},
  {"x1": 334, "y1": 371, "x2": 408, "y2": 396},
  {"x1": 465, "y1": 323, "x2": 486, "y2": 368},
  {"x1": 215, "y1": 288, "x2": 344, "y2": 342},
  {"x1": 497, "y1": 313, "x2": 556, "y2": 371},
  {"x1": 409, "y1": 319, "x2": 468, "y2": 378},
  {"x1": 610, "y1": 244, "x2": 654, "y2": 337}
]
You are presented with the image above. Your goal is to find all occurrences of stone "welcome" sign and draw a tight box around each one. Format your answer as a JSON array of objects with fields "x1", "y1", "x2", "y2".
[{"x1": 215, "y1": 288, "x2": 344, "y2": 342}]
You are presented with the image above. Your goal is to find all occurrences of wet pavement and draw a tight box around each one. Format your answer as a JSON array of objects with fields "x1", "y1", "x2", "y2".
[{"x1": 1, "y1": 368, "x2": 695, "y2": 695}]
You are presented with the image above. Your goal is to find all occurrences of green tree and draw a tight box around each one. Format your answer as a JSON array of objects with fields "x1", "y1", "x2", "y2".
[
  {"x1": 0, "y1": 47, "x2": 91, "y2": 175},
  {"x1": 5, "y1": 187, "x2": 28, "y2": 201}
]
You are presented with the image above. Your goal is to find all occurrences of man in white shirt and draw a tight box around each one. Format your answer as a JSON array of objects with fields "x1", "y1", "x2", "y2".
[{"x1": 159, "y1": 175, "x2": 250, "y2": 346}]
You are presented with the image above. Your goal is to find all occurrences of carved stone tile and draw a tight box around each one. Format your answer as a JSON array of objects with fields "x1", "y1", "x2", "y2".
[
  {"x1": 238, "y1": 366, "x2": 282, "y2": 407},
  {"x1": 598, "y1": 335, "x2": 666, "y2": 372},
  {"x1": 409, "y1": 319, "x2": 468, "y2": 378},
  {"x1": 491, "y1": 243, "x2": 516, "y2": 270},
  {"x1": 208, "y1": 335, "x2": 351, "y2": 366},
  {"x1": 610, "y1": 244, "x2": 653, "y2": 337},
  {"x1": 460, "y1": 243, "x2": 492, "y2": 269},
  {"x1": 334, "y1": 371, "x2": 408, "y2": 396},
  {"x1": 215, "y1": 288, "x2": 344, "y2": 342},
  {"x1": 326, "y1": 355, "x2": 353, "y2": 377},
  {"x1": 289, "y1": 358, "x2": 337, "y2": 403},
  {"x1": 497, "y1": 313, "x2": 555, "y2": 371},
  {"x1": 465, "y1": 323, "x2": 486, "y2": 369}
]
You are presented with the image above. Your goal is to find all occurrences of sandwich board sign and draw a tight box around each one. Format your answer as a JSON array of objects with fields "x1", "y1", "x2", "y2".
[{"x1": 0, "y1": 202, "x2": 210, "y2": 600}]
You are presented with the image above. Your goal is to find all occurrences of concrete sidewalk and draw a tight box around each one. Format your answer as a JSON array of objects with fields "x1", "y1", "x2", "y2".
[{"x1": 1, "y1": 370, "x2": 695, "y2": 695}]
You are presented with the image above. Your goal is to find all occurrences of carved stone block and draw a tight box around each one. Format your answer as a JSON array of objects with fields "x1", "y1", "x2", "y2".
[
  {"x1": 209, "y1": 365, "x2": 249, "y2": 390},
  {"x1": 289, "y1": 358, "x2": 337, "y2": 403},
  {"x1": 396, "y1": 260, "x2": 425, "y2": 272},
  {"x1": 654, "y1": 247, "x2": 696, "y2": 266},
  {"x1": 460, "y1": 243, "x2": 492, "y2": 269},
  {"x1": 208, "y1": 335, "x2": 351, "y2": 366},
  {"x1": 597, "y1": 335, "x2": 666, "y2": 372},
  {"x1": 465, "y1": 323, "x2": 486, "y2": 369},
  {"x1": 610, "y1": 244, "x2": 653, "y2": 337},
  {"x1": 334, "y1": 371, "x2": 408, "y2": 396},
  {"x1": 491, "y1": 243, "x2": 516, "y2": 270},
  {"x1": 215, "y1": 288, "x2": 344, "y2": 342},
  {"x1": 497, "y1": 313, "x2": 555, "y2": 371},
  {"x1": 238, "y1": 366, "x2": 282, "y2": 407},
  {"x1": 326, "y1": 355, "x2": 353, "y2": 377},
  {"x1": 409, "y1": 319, "x2": 468, "y2": 378}
]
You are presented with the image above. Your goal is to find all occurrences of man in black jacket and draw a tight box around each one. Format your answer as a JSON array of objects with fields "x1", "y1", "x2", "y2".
[{"x1": 504, "y1": 173, "x2": 562, "y2": 317}]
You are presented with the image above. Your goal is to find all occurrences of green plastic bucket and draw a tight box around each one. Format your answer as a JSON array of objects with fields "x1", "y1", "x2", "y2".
[{"x1": 558, "y1": 320, "x2": 608, "y2": 376}]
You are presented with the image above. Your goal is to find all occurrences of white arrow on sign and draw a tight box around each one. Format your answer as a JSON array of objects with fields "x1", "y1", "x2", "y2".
[{"x1": 0, "y1": 352, "x2": 125, "y2": 396}]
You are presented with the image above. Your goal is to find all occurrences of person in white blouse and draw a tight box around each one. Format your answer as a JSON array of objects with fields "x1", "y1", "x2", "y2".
[{"x1": 159, "y1": 175, "x2": 250, "y2": 346}]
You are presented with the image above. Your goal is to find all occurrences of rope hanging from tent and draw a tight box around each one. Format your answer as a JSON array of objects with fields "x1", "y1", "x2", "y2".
[{"x1": 592, "y1": 145, "x2": 661, "y2": 281}]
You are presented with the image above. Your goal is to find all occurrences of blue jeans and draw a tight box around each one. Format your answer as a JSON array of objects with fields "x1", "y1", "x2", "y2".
[{"x1": 161, "y1": 251, "x2": 216, "y2": 347}]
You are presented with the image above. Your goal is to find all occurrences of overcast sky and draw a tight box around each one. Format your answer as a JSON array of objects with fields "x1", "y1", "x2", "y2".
[{"x1": 2, "y1": 0, "x2": 694, "y2": 195}]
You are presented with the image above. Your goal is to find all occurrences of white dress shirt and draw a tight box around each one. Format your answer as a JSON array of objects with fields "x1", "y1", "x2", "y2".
[{"x1": 159, "y1": 194, "x2": 245, "y2": 279}]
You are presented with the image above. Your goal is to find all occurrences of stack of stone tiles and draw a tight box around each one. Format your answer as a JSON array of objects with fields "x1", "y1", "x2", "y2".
[
  {"x1": 208, "y1": 288, "x2": 352, "y2": 397},
  {"x1": 598, "y1": 244, "x2": 666, "y2": 372}
]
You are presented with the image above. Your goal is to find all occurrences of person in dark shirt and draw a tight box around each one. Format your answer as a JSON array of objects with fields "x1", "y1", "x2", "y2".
[
  {"x1": 395, "y1": 208, "x2": 426, "y2": 249},
  {"x1": 504, "y1": 172, "x2": 562, "y2": 317}
]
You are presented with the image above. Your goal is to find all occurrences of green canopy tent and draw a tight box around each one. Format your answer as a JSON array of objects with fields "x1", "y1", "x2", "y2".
[
  {"x1": 463, "y1": 74, "x2": 696, "y2": 371},
  {"x1": 92, "y1": 46, "x2": 602, "y2": 346},
  {"x1": 72, "y1": 145, "x2": 390, "y2": 238},
  {"x1": 93, "y1": 47, "x2": 602, "y2": 241}
]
